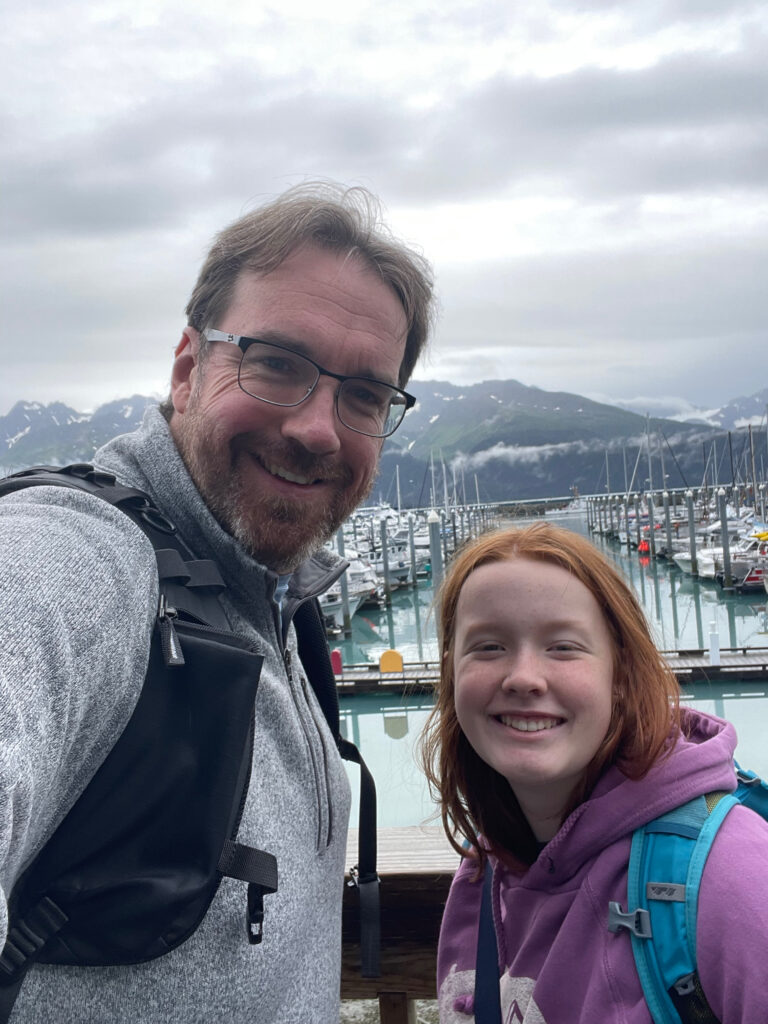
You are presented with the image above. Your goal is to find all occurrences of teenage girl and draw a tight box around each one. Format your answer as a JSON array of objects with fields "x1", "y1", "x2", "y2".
[{"x1": 421, "y1": 522, "x2": 768, "y2": 1023}]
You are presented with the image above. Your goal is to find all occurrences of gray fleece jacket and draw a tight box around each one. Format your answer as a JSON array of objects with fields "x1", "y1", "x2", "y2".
[{"x1": 0, "y1": 406, "x2": 351, "y2": 1023}]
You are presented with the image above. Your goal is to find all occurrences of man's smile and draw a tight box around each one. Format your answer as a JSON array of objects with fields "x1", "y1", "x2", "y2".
[{"x1": 261, "y1": 457, "x2": 319, "y2": 487}]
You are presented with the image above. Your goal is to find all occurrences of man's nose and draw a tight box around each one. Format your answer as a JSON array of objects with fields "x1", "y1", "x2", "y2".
[{"x1": 279, "y1": 380, "x2": 343, "y2": 456}]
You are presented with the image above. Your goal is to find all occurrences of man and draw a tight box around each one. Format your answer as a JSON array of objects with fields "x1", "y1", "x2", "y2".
[{"x1": 0, "y1": 183, "x2": 434, "y2": 1021}]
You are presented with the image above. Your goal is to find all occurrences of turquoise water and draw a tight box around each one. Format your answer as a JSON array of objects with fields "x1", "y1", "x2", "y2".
[
  {"x1": 338, "y1": 514, "x2": 768, "y2": 827},
  {"x1": 341, "y1": 687, "x2": 768, "y2": 829}
]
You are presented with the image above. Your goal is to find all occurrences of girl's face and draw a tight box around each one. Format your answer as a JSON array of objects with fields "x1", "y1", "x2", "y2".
[{"x1": 452, "y1": 556, "x2": 615, "y2": 839}]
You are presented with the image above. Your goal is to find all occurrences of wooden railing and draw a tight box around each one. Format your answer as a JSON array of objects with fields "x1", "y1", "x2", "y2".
[{"x1": 341, "y1": 827, "x2": 458, "y2": 1023}]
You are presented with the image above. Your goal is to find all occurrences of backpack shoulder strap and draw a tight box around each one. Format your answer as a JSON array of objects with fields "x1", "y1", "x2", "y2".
[
  {"x1": 294, "y1": 597, "x2": 341, "y2": 735},
  {"x1": 732, "y1": 764, "x2": 768, "y2": 817},
  {"x1": 609, "y1": 790, "x2": 742, "y2": 1024},
  {"x1": 474, "y1": 862, "x2": 502, "y2": 1024},
  {"x1": 0, "y1": 464, "x2": 229, "y2": 629},
  {"x1": 294, "y1": 596, "x2": 380, "y2": 978},
  {"x1": 0, "y1": 464, "x2": 277, "y2": 1019}
]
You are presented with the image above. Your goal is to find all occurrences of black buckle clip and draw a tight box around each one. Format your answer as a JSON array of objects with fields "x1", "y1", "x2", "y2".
[{"x1": 247, "y1": 884, "x2": 265, "y2": 945}]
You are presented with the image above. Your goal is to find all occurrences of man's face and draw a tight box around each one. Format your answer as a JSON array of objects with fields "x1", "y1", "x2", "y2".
[{"x1": 169, "y1": 245, "x2": 408, "y2": 572}]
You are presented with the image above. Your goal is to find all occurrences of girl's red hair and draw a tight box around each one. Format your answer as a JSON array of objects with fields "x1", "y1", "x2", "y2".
[{"x1": 420, "y1": 522, "x2": 681, "y2": 872}]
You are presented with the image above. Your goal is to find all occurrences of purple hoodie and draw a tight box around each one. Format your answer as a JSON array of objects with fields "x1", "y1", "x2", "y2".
[{"x1": 437, "y1": 708, "x2": 768, "y2": 1023}]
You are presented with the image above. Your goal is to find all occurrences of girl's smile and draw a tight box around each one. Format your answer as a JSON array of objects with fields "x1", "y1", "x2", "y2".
[{"x1": 495, "y1": 714, "x2": 564, "y2": 733}]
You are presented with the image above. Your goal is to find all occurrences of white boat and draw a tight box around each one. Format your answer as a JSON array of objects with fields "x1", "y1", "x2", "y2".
[
  {"x1": 546, "y1": 497, "x2": 588, "y2": 517},
  {"x1": 698, "y1": 533, "x2": 766, "y2": 579},
  {"x1": 319, "y1": 547, "x2": 383, "y2": 632},
  {"x1": 672, "y1": 521, "x2": 746, "y2": 575},
  {"x1": 728, "y1": 556, "x2": 768, "y2": 592}
]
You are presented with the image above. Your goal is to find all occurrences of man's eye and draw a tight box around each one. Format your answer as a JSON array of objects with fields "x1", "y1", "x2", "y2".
[
  {"x1": 259, "y1": 356, "x2": 295, "y2": 374},
  {"x1": 346, "y1": 383, "x2": 389, "y2": 410}
]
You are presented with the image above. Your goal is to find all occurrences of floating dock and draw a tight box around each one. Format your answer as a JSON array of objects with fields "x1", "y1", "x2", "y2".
[{"x1": 336, "y1": 647, "x2": 768, "y2": 696}]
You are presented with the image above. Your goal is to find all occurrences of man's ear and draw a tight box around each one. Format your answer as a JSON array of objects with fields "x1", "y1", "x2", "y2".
[{"x1": 170, "y1": 327, "x2": 200, "y2": 416}]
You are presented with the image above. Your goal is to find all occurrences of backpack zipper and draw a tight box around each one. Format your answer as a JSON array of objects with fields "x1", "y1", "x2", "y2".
[{"x1": 157, "y1": 594, "x2": 184, "y2": 666}]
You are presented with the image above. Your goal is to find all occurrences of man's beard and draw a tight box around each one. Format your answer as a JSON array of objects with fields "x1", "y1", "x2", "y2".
[{"x1": 173, "y1": 406, "x2": 376, "y2": 572}]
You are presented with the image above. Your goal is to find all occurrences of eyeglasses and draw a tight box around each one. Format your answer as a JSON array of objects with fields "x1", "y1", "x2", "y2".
[{"x1": 202, "y1": 329, "x2": 416, "y2": 438}]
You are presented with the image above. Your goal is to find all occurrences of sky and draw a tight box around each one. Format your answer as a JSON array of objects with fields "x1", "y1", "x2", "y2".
[{"x1": 2, "y1": 0, "x2": 767, "y2": 419}]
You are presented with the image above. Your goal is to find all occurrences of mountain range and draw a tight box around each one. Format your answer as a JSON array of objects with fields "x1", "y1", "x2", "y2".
[{"x1": 2, "y1": 383, "x2": 766, "y2": 505}]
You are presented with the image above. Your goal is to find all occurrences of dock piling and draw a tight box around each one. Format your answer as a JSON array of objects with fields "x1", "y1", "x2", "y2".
[
  {"x1": 427, "y1": 510, "x2": 443, "y2": 588},
  {"x1": 717, "y1": 488, "x2": 733, "y2": 590},
  {"x1": 686, "y1": 490, "x2": 698, "y2": 576}
]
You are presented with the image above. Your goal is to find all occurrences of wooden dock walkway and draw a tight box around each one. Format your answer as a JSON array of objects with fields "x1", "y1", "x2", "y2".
[
  {"x1": 337, "y1": 647, "x2": 768, "y2": 696},
  {"x1": 341, "y1": 827, "x2": 458, "y2": 1022}
]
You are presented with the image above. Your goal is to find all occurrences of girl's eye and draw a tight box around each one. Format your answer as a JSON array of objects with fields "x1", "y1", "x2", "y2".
[
  {"x1": 549, "y1": 641, "x2": 580, "y2": 653},
  {"x1": 475, "y1": 641, "x2": 503, "y2": 653}
]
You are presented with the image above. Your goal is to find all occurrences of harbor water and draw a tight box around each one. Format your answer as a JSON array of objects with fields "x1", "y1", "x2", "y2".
[{"x1": 338, "y1": 514, "x2": 768, "y2": 827}]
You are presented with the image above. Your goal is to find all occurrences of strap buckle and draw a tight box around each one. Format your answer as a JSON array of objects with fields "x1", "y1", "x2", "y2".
[
  {"x1": 247, "y1": 884, "x2": 265, "y2": 946},
  {"x1": 346, "y1": 864, "x2": 380, "y2": 889},
  {"x1": 607, "y1": 901, "x2": 653, "y2": 938}
]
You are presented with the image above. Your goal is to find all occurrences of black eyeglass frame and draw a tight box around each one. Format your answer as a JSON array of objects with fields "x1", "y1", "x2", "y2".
[{"x1": 202, "y1": 328, "x2": 416, "y2": 438}]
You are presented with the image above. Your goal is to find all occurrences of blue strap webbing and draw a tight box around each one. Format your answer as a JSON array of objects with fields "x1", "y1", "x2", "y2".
[
  {"x1": 624, "y1": 785, "x2": 756, "y2": 1024},
  {"x1": 474, "y1": 863, "x2": 502, "y2": 1024},
  {"x1": 683, "y1": 794, "x2": 736, "y2": 959}
]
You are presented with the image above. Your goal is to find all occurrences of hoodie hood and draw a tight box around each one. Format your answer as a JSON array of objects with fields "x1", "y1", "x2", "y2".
[{"x1": 522, "y1": 707, "x2": 738, "y2": 887}]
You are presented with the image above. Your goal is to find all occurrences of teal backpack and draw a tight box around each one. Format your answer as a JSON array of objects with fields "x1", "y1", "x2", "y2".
[{"x1": 608, "y1": 765, "x2": 768, "y2": 1024}]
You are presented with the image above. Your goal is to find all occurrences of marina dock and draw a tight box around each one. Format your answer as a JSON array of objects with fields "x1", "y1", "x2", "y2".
[{"x1": 336, "y1": 646, "x2": 768, "y2": 696}]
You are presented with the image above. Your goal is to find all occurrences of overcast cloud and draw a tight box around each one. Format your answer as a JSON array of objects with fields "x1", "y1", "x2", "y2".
[{"x1": 2, "y1": 0, "x2": 766, "y2": 416}]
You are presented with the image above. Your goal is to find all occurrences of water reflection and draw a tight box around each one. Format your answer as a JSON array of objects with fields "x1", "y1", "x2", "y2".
[
  {"x1": 590, "y1": 531, "x2": 767, "y2": 652},
  {"x1": 340, "y1": 695, "x2": 438, "y2": 829},
  {"x1": 342, "y1": 685, "x2": 768, "y2": 829}
]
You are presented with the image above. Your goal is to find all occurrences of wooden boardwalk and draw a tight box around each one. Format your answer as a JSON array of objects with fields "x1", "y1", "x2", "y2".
[
  {"x1": 337, "y1": 647, "x2": 768, "y2": 696},
  {"x1": 341, "y1": 826, "x2": 458, "y2": 1021},
  {"x1": 663, "y1": 647, "x2": 768, "y2": 682}
]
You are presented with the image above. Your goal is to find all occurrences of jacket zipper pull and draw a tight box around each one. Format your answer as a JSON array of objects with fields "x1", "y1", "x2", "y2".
[{"x1": 158, "y1": 593, "x2": 185, "y2": 667}]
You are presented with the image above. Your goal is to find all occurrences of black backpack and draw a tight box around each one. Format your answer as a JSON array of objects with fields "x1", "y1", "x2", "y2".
[{"x1": 0, "y1": 464, "x2": 379, "y2": 1019}]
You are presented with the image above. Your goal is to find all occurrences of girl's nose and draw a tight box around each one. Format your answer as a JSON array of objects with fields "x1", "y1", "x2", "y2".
[{"x1": 500, "y1": 649, "x2": 548, "y2": 695}]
